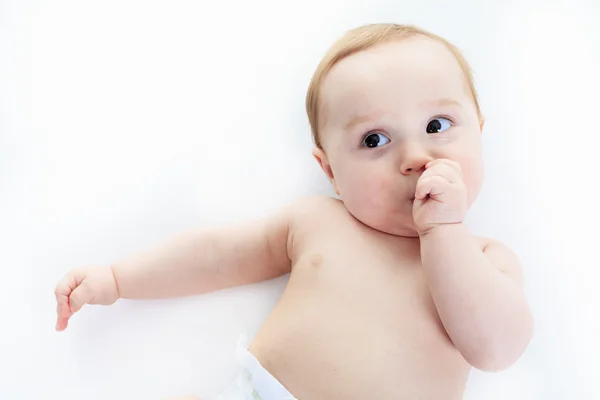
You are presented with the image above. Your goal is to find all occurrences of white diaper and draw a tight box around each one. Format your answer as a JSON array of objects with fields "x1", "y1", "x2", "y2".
[{"x1": 216, "y1": 335, "x2": 297, "y2": 400}]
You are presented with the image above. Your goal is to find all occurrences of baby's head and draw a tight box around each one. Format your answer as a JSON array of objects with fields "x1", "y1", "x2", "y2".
[{"x1": 306, "y1": 24, "x2": 485, "y2": 237}]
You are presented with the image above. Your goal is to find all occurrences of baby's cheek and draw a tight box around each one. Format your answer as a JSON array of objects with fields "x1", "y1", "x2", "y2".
[
  {"x1": 457, "y1": 156, "x2": 484, "y2": 204},
  {"x1": 339, "y1": 170, "x2": 381, "y2": 204},
  {"x1": 365, "y1": 174, "x2": 395, "y2": 202},
  {"x1": 354, "y1": 175, "x2": 395, "y2": 214}
]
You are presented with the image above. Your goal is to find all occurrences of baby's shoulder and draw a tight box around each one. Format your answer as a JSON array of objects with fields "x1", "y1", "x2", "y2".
[
  {"x1": 279, "y1": 195, "x2": 347, "y2": 232},
  {"x1": 285, "y1": 195, "x2": 344, "y2": 217}
]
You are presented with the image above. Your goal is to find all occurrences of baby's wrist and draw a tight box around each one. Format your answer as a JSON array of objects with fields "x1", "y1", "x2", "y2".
[
  {"x1": 108, "y1": 264, "x2": 121, "y2": 300},
  {"x1": 418, "y1": 222, "x2": 462, "y2": 238}
]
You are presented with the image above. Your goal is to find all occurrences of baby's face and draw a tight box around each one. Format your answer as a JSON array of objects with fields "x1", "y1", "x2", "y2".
[{"x1": 315, "y1": 36, "x2": 485, "y2": 237}]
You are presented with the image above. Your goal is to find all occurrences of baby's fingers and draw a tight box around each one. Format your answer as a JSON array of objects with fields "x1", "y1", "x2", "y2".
[
  {"x1": 56, "y1": 302, "x2": 70, "y2": 331},
  {"x1": 68, "y1": 283, "x2": 93, "y2": 314},
  {"x1": 54, "y1": 270, "x2": 87, "y2": 331},
  {"x1": 55, "y1": 276, "x2": 74, "y2": 331},
  {"x1": 55, "y1": 283, "x2": 93, "y2": 331},
  {"x1": 415, "y1": 175, "x2": 449, "y2": 201}
]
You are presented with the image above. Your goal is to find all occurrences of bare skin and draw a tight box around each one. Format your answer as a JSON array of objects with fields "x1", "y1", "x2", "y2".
[
  {"x1": 54, "y1": 35, "x2": 533, "y2": 399},
  {"x1": 249, "y1": 196, "x2": 471, "y2": 399},
  {"x1": 54, "y1": 196, "x2": 529, "y2": 399}
]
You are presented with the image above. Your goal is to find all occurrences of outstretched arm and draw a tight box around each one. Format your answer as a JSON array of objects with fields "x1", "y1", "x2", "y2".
[
  {"x1": 111, "y1": 206, "x2": 294, "y2": 299},
  {"x1": 55, "y1": 202, "x2": 297, "y2": 330}
]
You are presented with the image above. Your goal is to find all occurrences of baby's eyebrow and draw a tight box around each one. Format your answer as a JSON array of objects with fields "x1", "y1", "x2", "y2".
[
  {"x1": 344, "y1": 112, "x2": 381, "y2": 131},
  {"x1": 424, "y1": 98, "x2": 464, "y2": 109}
]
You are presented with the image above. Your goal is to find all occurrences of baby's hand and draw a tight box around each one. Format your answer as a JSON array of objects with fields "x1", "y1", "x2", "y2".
[
  {"x1": 54, "y1": 266, "x2": 120, "y2": 331},
  {"x1": 412, "y1": 158, "x2": 467, "y2": 234}
]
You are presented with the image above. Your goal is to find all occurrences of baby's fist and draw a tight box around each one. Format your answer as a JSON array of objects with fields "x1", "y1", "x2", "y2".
[
  {"x1": 412, "y1": 159, "x2": 467, "y2": 234},
  {"x1": 54, "y1": 266, "x2": 120, "y2": 331}
]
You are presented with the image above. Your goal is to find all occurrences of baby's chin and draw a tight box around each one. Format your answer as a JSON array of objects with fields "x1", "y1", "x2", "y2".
[
  {"x1": 346, "y1": 204, "x2": 420, "y2": 238},
  {"x1": 368, "y1": 219, "x2": 420, "y2": 238}
]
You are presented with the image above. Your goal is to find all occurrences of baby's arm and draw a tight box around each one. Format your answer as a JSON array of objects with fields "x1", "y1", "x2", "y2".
[
  {"x1": 419, "y1": 224, "x2": 534, "y2": 372},
  {"x1": 55, "y1": 203, "x2": 296, "y2": 330},
  {"x1": 111, "y1": 209, "x2": 293, "y2": 299},
  {"x1": 412, "y1": 158, "x2": 533, "y2": 371}
]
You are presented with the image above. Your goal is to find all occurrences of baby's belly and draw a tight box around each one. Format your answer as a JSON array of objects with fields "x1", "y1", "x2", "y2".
[{"x1": 249, "y1": 259, "x2": 471, "y2": 400}]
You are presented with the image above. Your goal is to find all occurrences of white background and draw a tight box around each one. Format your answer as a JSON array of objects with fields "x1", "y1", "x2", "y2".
[{"x1": 2, "y1": 0, "x2": 599, "y2": 399}]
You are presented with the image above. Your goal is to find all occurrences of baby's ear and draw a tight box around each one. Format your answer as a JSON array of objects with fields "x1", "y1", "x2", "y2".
[{"x1": 312, "y1": 147, "x2": 339, "y2": 195}]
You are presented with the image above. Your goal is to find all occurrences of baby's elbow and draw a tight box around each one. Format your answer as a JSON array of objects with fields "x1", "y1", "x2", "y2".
[
  {"x1": 467, "y1": 315, "x2": 534, "y2": 372},
  {"x1": 467, "y1": 349, "x2": 521, "y2": 372}
]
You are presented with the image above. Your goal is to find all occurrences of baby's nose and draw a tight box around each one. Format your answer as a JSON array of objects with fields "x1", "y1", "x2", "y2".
[{"x1": 400, "y1": 153, "x2": 433, "y2": 175}]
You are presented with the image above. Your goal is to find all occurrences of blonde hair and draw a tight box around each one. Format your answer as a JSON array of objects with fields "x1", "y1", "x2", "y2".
[{"x1": 305, "y1": 23, "x2": 482, "y2": 148}]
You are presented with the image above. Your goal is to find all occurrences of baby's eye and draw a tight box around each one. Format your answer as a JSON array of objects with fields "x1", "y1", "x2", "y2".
[
  {"x1": 362, "y1": 132, "x2": 390, "y2": 148},
  {"x1": 426, "y1": 117, "x2": 452, "y2": 134}
]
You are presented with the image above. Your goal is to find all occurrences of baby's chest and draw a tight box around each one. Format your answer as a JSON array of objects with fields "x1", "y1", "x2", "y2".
[
  {"x1": 297, "y1": 235, "x2": 429, "y2": 306},
  {"x1": 299, "y1": 225, "x2": 422, "y2": 278},
  {"x1": 289, "y1": 242, "x2": 446, "y2": 349}
]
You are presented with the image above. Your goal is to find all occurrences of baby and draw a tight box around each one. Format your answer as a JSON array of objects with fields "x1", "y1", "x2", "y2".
[{"x1": 54, "y1": 23, "x2": 534, "y2": 400}]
